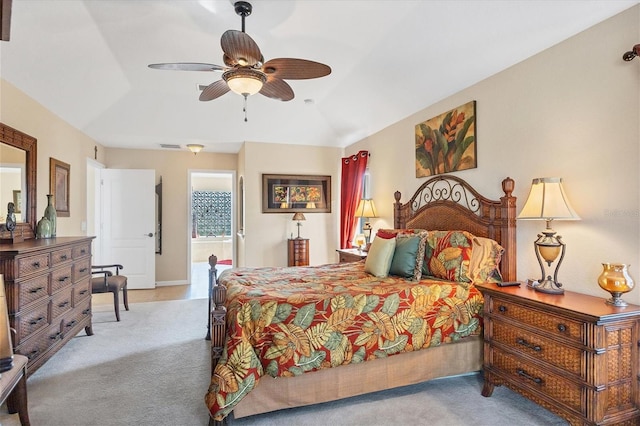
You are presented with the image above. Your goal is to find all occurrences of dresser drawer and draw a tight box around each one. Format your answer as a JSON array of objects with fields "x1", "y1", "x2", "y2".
[
  {"x1": 73, "y1": 258, "x2": 91, "y2": 281},
  {"x1": 490, "y1": 347, "x2": 583, "y2": 413},
  {"x1": 12, "y1": 300, "x2": 49, "y2": 345},
  {"x1": 51, "y1": 247, "x2": 73, "y2": 266},
  {"x1": 16, "y1": 274, "x2": 49, "y2": 310},
  {"x1": 51, "y1": 265, "x2": 73, "y2": 294},
  {"x1": 73, "y1": 276, "x2": 91, "y2": 306},
  {"x1": 63, "y1": 298, "x2": 91, "y2": 335},
  {"x1": 490, "y1": 297, "x2": 583, "y2": 344},
  {"x1": 51, "y1": 287, "x2": 73, "y2": 320},
  {"x1": 15, "y1": 323, "x2": 63, "y2": 363},
  {"x1": 490, "y1": 317, "x2": 583, "y2": 377},
  {"x1": 17, "y1": 253, "x2": 50, "y2": 277},
  {"x1": 72, "y1": 243, "x2": 91, "y2": 259}
]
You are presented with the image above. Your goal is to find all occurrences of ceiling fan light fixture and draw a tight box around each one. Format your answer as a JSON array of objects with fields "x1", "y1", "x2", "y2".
[{"x1": 223, "y1": 68, "x2": 265, "y2": 96}]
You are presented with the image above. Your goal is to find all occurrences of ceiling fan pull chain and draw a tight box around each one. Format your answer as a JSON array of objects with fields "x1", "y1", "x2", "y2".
[{"x1": 243, "y1": 94, "x2": 249, "y2": 122}]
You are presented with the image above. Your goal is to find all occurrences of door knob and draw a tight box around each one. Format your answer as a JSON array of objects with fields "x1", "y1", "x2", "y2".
[{"x1": 146, "y1": 233, "x2": 154, "y2": 237}]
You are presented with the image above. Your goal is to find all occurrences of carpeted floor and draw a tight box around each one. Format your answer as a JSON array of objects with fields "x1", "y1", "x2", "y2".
[{"x1": 0, "y1": 298, "x2": 567, "y2": 425}]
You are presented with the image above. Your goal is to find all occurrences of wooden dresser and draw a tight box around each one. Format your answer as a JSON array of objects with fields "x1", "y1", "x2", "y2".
[
  {"x1": 476, "y1": 282, "x2": 640, "y2": 425},
  {"x1": 287, "y1": 238, "x2": 309, "y2": 266},
  {"x1": 0, "y1": 237, "x2": 94, "y2": 375}
]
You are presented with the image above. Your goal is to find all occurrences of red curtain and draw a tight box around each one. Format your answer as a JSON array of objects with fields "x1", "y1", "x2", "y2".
[{"x1": 340, "y1": 150, "x2": 368, "y2": 248}]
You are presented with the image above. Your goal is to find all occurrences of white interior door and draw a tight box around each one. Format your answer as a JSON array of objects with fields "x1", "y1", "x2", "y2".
[{"x1": 100, "y1": 169, "x2": 155, "y2": 289}]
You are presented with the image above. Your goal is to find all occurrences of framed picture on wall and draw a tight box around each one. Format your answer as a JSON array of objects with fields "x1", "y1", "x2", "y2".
[
  {"x1": 50, "y1": 157, "x2": 70, "y2": 217},
  {"x1": 262, "y1": 174, "x2": 331, "y2": 213}
]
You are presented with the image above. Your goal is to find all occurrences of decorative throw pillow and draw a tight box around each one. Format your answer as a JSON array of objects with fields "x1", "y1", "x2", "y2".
[
  {"x1": 422, "y1": 230, "x2": 473, "y2": 282},
  {"x1": 364, "y1": 236, "x2": 396, "y2": 278},
  {"x1": 376, "y1": 229, "x2": 397, "y2": 240},
  {"x1": 389, "y1": 234, "x2": 421, "y2": 279},
  {"x1": 469, "y1": 236, "x2": 505, "y2": 283}
]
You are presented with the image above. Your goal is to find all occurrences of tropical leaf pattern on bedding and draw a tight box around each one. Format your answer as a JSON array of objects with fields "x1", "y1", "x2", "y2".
[{"x1": 205, "y1": 261, "x2": 483, "y2": 420}]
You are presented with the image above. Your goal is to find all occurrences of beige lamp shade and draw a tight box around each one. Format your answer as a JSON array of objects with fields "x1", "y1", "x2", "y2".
[
  {"x1": 292, "y1": 212, "x2": 306, "y2": 221},
  {"x1": 518, "y1": 177, "x2": 580, "y2": 221},
  {"x1": 354, "y1": 199, "x2": 378, "y2": 218}
]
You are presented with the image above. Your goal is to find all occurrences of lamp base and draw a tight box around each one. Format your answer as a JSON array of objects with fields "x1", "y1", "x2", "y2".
[
  {"x1": 605, "y1": 292, "x2": 629, "y2": 307},
  {"x1": 533, "y1": 278, "x2": 564, "y2": 295}
]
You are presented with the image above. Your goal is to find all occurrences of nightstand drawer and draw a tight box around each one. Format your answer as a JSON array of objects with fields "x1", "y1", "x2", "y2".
[
  {"x1": 489, "y1": 296, "x2": 583, "y2": 344},
  {"x1": 490, "y1": 317, "x2": 582, "y2": 377},
  {"x1": 490, "y1": 347, "x2": 583, "y2": 413}
]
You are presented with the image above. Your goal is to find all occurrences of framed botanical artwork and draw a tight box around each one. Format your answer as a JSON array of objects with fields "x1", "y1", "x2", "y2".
[
  {"x1": 415, "y1": 100, "x2": 477, "y2": 178},
  {"x1": 262, "y1": 174, "x2": 331, "y2": 213},
  {"x1": 50, "y1": 157, "x2": 70, "y2": 217}
]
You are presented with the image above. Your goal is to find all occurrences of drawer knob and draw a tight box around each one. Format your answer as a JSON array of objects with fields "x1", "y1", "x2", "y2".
[
  {"x1": 516, "y1": 368, "x2": 543, "y2": 385},
  {"x1": 65, "y1": 320, "x2": 77, "y2": 328},
  {"x1": 516, "y1": 337, "x2": 542, "y2": 352},
  {"x1": 60, "y1": 255, "x2": 68, "y2": 260},
  {"x1": 498, "y1": 305, "x2": 507, "y2": 313},
  {"x1": 29, "y1": 316, "x2": 46, "y2": 325},
  {"x1": 58, "y1": 301, "x2": 70, "y2": 308},
  {"x1": 58, "y1": 276, "x2": 69, "y2": 282},
  {"x1": 557, "y1": 324, "x2": 567, "y2": 332},
  {"x1": 32, "y1": 261, "x2": 40, "y2": 268},
  {"x1": 28, "y1": 286, "x2": 44, "y2": 294},
  {"x1": 79, "y1": 268, "x2": 88, "y2": 273}
]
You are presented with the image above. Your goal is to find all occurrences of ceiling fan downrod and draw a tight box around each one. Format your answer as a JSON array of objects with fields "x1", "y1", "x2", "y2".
[{"x1": 234, "y1": 1, "x2": 252, "y2": 33}]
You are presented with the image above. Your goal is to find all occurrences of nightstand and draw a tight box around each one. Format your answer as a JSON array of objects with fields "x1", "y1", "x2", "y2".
[
  {"x1": 287, "y1": 238, "x2": 309, "y2": 266},
  {"x1": 336, "y1": 248, "x2": 367, "y2": 263},
  {"x1": 476, "y1": 282, "x2": 640, "y2": 425}
]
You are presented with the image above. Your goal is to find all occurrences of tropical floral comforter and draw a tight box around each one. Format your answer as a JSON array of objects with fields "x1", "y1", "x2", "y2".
[{"x1": 205, "y1": 261, "x2": 483, "y2": 420}]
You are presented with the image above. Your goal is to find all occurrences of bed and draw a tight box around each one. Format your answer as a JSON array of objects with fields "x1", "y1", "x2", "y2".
[{"x1": 206, "y1": 175, "x2": 517, "y2": 424}]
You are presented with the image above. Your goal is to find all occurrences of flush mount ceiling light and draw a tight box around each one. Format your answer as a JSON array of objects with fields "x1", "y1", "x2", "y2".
[
  {"x1": 148, "y1": 1, "x2": 331, "y2": 121},
  {"x1": 186, "y1": 144, "x2": 204, "y2": 154}
]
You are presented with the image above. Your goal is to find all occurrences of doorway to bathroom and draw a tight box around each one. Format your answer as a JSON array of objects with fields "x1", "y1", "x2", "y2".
[{"x1": 188, "y1": 170, "x2": 234, "y2": 292}]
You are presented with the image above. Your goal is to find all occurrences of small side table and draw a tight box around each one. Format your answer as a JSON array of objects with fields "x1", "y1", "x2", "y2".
[
  {"x1": 288, "y1": 238, "x2": 309, "y2": 266},
  {"x1": 0, "y1": 354, "x2": 30, "y2": 425},
  {"x1": 336, "y1": 248, "x2": 367, "y2": 263}
]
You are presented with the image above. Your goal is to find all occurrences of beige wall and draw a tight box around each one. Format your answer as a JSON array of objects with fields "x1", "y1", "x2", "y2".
[
  {"x1": 104, "y1": 149, "x2": 237, "y2": 283},
  {"x1": 241, "y1": 142, "x2": 343, "y2": 267},
  {"x1": 346, "y1": 6, "x2": 640, "y2": 303},
  {"x1": 0, "y1": 79, "x2": 100, "y2": 237}
]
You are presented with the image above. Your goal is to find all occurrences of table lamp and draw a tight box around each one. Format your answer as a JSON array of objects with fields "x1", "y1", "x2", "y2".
[
  {"x1": 517, "y1": 177, "x2": 580, "y2": 294},
  {"x1": 354, "y1": 198, "x2": 378, "y2": 245},
  {"x1": 292, "y1": 212, "x2": 306, "y2": 238}
]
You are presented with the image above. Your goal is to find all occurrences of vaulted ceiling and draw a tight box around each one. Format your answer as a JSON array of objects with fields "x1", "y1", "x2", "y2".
[{"x1": 1, "y1": 0, "x2": 637, "y2": 153}]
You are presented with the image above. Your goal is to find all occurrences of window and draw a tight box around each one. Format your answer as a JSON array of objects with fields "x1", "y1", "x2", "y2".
[{"x1": 192, "y1": 191, "x2": 231, "y2": 237}]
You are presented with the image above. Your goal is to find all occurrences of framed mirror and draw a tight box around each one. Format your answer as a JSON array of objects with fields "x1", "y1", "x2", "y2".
[{"x1": 0, "y1": 122, "x2": 37, "y2": 240}]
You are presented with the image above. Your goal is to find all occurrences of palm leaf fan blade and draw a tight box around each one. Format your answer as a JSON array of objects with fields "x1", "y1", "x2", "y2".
[
  {"x1": 199, "y1": 80, "x2": 231, "y2": 101},
  {"x1": 259, "y1": 77, "x2": 294, "y2": 101},
  {"x1": 262, "y1": 58, "x2": 331, "y2": 80},
  {"x1": 221, "y1": 30, "x2": 262, "y2": 67}
]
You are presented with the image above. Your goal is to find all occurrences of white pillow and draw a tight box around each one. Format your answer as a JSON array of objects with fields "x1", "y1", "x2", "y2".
[{"x1": 364, "y1": 236, "x2": 397, "y2": 277}]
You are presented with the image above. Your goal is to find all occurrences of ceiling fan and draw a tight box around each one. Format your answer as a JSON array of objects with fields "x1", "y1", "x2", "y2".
[{"x1": 148, "y1": 1, "x2": 331, "y2": 118}]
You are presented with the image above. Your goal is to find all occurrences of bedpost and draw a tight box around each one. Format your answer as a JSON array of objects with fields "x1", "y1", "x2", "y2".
[
  {"x1": 208, "y1": 254, "x2": 227, "y2": 375},
  {"x1": 500, "y1": 177, "x2": 517, "y2": 281},
  {"x1": 394, "y1": 191, "x2": 402, "y2": 229}
]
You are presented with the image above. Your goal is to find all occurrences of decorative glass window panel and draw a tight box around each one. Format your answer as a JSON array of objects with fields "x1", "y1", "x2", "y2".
[{"x1": 192, "y1": 191, "x2": 231, "y2": 237}]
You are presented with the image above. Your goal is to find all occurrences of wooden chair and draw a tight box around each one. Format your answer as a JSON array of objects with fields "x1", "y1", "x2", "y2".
[{"x1": 91, "y1": 264, "x2": 129, "y2": 321}]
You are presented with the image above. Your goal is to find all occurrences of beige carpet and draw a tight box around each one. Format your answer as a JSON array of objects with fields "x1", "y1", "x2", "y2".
[{"x1": 0, "y1": 298, "x2": 566, "y2": 425}]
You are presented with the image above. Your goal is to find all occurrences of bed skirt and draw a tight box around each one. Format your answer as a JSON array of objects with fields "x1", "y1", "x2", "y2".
[{"x1": 232, "y1": 335, "x2": 482, "y2": 419}]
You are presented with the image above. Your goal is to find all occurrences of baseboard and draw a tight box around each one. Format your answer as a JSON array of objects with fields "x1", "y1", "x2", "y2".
[{"x1": 155, "y1": 280, "x2": 188, "y2": 287}]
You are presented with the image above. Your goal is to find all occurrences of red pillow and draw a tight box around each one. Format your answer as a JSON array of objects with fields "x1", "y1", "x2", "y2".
[{"x1": 376, "y1": 230, "x2": 397, "y2": 239}]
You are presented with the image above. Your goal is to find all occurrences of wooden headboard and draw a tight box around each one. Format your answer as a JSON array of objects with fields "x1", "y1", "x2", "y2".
[{"x1": 393, "y1": 175, "x2": 517, "y2": 281}]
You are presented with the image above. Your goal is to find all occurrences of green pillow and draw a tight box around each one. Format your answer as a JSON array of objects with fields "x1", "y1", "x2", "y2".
[
  {"x1": 364, "y1": 237, "x2": 396, "y2": 277},
  {"x1": 389, "y1": 235, "x2": 421, "y2": 279}
]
